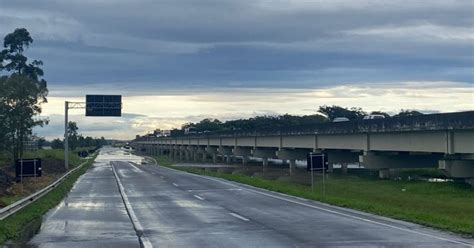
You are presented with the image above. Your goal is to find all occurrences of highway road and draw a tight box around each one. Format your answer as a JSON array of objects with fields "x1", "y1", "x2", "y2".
[{"x1": 30, "y1": 148, "x2": 474, "y2": 247}]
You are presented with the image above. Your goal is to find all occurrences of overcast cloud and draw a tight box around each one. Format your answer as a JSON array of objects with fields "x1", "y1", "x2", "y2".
[{"x1": 1, "y1": 0, "x2": 473, "y2": 139}]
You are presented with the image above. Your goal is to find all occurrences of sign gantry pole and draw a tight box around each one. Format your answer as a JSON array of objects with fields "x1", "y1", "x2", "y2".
[
  {"x1": 64, "y1": 101, "x2": 86, "y2": 170},
  {"x1": 310, "y1": 152, "x2": 314, "y2": 193},
  {"x1": 65, "y1": 101, "x2": 69, "y2": 170}
]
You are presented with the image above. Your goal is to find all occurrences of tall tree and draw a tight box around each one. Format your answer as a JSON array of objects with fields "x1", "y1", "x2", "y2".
[
  {"x1": 394, "y1": 110, "x2": 424, "y2": 117},
  {"x1": 0, "y1": 28, "x2": 48, "y2": 160},
  {"x1": 51, "y1": 138, "x2": 64, "y2": 149},
  {"x1": 317, "y1": 105, "x2": 367, "y2": 121},
  {"x1": 1, "y1": 28, "x2": 45, "y2": 81},
  {"x1": 370, "y1": 111, "x2": 391, "y2": 118},
  {"x1": 67, "y1": 121, "x2": 79, "y2": 150}
]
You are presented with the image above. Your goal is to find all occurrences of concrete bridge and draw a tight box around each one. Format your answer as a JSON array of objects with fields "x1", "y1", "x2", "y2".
[{"x1": 132, "y1": 111, "x2": 474, "y2": 182}]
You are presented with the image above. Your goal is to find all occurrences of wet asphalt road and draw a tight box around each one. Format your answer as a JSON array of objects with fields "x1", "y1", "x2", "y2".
[{"x1": 30, "y1": 148, "x2": 474, "y2": 247}]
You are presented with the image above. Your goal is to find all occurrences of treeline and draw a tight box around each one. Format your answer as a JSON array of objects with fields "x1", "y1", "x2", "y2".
[
  {"x1": 49, "y1": 121, "x2": 108, "y2": 150},
  {"x1": 169, "y1": 105, "x2": 423, "y2": 135},
  {"x1": 50, "y1": 136, "x2": 107, "y2": 150},
  {"x1": 0, "y1": 28, "x2": 48, "y2": 160}
]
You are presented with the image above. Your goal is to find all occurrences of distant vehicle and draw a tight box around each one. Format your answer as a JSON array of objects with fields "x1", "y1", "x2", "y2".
[
  {"x1": 184, "y1": 127, "x2": 198, "y2": 135},
  {"x1": 332, "y1": 117, "x2": 350, "y2": 122},
  {"x1": 363, "y1": 114, "x2": 385, "y2": 120},
  {"x1": 162, "y1": 130, "x2": 171, "y2": 137}
]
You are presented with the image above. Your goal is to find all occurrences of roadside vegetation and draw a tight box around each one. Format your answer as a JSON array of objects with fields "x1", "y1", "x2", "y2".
[
  {"x1": 0, "y1": 152, "x2": 97, "y2": 245},
  {"x1": 0, "y1": 148, "x2": 96, "y2": 207},
  {"x1": 137, "y1": 106, "x2": 423, "y2": 138},
  {"x1": 152, "y1": 155, "x2": 474, "y2": 237}
]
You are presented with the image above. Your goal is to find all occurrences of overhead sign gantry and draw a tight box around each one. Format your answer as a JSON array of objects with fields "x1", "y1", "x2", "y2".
[{"x1": 64, "y1": 95, "x2": 122, "y2": 169}]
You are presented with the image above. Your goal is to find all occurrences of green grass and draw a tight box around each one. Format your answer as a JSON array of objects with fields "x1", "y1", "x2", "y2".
[
  {"x1": 0, "y1": 153, "x2": 98, "y2": 245},
  {"x1": 0, "y1": 196, "x2": 22, "y2": 206},
  {"x1": 23, "y1": 148, "x2": 89, "y2": 168},
  {"x1": 152, "y1": 155, "x2": 474, "y2": 237}
]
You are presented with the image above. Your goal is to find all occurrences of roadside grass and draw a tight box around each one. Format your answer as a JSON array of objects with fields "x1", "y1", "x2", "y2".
[
  {"x1": 0, "y1": 149, "x2": 91, "y2": 205},
  {"x1": 0, "y1": 153, "x2": 98, "y2": 245},
  {"x1": 152, "y1": 155, "x2": 474, "y2": 237},
  {"x1": 0, "y1": 196, "x2": 22, "y2": 206},
  {"x1": 23, "y1": 148, "x2": 90, "y2": 168}
]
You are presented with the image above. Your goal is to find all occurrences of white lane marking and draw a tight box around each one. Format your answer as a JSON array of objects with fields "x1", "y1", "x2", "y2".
[
  {"x1": 128, "y1": 163, "x2": 143, "y2": 173},
  {"x1": 187, "y1": 188, "x2": 241, "y2": 192},
  {"x1": 158, "y1": 166, "x2": 473, "y2": 247},
  {"x1": 193, "y1": 195, "x2": 205, "y2": 201},
  {"x1": 230, "y1": 212, "x2": 250, "y2": 222},
  {"x1": 172, "y1": 183, "x2": 179, "y2": 187},
  {"x1": 111, "y1": 162, "x2": 153, "y2": 248}
]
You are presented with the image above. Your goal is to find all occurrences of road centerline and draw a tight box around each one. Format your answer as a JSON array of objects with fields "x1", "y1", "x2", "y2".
[
  {"x1": 230, "y1": 212, "x2": 250, "y2": 222},
  {"x1": 193, "y1": 195, "x2": 205, "y2": 201}
]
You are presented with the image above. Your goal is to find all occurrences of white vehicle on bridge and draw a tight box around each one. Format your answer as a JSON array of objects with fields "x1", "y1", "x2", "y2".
[
  {"x1": 363, "y1": 114, "x2": 385, "y2": 120},
  {"x1": 332, "y1": 117, "x2": 350, "y2": 122}
]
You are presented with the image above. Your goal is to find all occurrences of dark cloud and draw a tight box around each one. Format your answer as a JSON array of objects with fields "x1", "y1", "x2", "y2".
[
  {"x1": 0, "y1": 0, "x2": 472, "y2": 94},
  {"x1": 3, "y1": 1, "x2": 474, "y2": 140}
]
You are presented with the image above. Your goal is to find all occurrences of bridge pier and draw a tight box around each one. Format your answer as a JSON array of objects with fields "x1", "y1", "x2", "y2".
[
  {"x1": 218, "y1": 147, "x2": 234, "y2": 164},
  {"x1": 439, "y1": 159, "x2": 474, "y2": 179},
  {"x1": 277, "y1": 149, "x2": 309, "y2": 175},
  {"x1": 252, "y1": 148, "x2": 277, "y2": 169},
  {"x1": 173, "y1": 147, "x2": 179, "y2": 161},
  {"x1": 206, "y1": 146, "x2": 219, "y2": 163},
  {"x1": 179, "y1": 147, "x2": 186, "y2": 161},
  {"x1": 233, "y1": 147, "x2": 252, "y2": 165},
  {"x1": 360, "y1": 152, "x2": 441, "y2": 178},
  {"x1": 262, "y1": 157, "x2": 269, "y2": 171},
  {"x1": 186, "y1": 146, "x2": 197, "y2": 162},
  {"x1": 324, "y1": 150, "x2": 360, "y2": 174}
]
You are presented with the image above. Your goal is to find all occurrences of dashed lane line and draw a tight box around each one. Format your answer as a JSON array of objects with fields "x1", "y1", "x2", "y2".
[
  {"x1": 193, "y1": 195, "x2": 205, "y2": 201},
  {"x1": 230, "y1": 212, "x2": 250, "y2": 222}
]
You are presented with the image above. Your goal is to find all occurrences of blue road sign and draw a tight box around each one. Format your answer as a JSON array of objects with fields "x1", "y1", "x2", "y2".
[{"x1": 86, "y1": 95, "x2": 122, "y2": 116}]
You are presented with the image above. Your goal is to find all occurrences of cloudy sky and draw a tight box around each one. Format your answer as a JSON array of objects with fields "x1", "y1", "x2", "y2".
[{"x1": 1, "y1": 0, "x2": 473, "y2": 139}]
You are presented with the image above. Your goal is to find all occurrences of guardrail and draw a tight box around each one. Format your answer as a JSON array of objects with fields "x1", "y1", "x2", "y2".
[{"x1": 0, "y1": 155, "x2": 96, "y2": 221}]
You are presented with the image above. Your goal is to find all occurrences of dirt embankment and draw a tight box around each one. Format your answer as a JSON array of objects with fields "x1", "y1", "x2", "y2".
[{"x1": 0, "y1": 158, "x2": 67, "y2": 208}]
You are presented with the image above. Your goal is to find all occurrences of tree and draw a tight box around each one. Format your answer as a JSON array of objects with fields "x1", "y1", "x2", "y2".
[
  {"x1": 51, "y1": 138, "x2": 63, "y2": 149},
  {"x1": 370, "y1": 111, "x2": 391, "y2": 118},
  {"x1": 183, "y1": 118, "x2": 223, "y2": 132},
  {"x1": 0, "y1": 74, "x2": 48, "y2": 159},
  {"x1": 1, "y1": 28, "x2": 45, "y2": 81},
  {"x1": 37, "y1": 137, "x2": 46, "y2": 149},
  {"x1": 394, "y1": 110, "x2": 423, "y2": 117},
  {"x1": 317, "y1": 105, "x2": 367, "y2": 121},
  {"x1": 0, "y1": 28, "x2": 48, "y2": 160},
  {"x1": 67, "y1": 121, "x2": 79, "y2": 150}
]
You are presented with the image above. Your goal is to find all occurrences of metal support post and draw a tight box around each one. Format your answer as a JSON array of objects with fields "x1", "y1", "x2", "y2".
[{"x1": 64, "y1": 101, "x2": 69, "y2": 170}]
